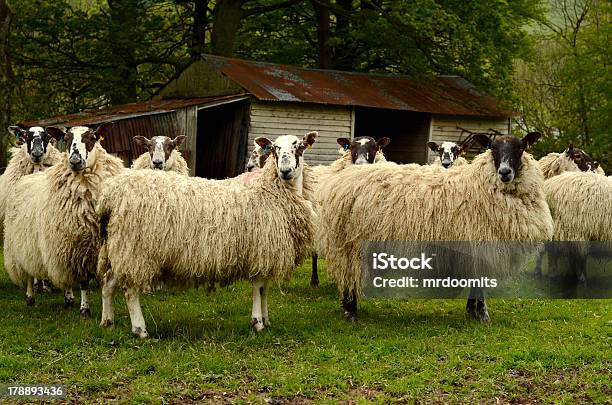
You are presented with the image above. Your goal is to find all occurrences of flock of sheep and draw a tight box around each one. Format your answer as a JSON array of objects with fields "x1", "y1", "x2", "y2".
[{"x1": 0, "y1": 123, "x2": 609, "y2": 338}]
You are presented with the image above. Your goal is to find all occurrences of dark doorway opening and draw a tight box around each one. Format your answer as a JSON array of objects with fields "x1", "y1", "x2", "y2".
[
  {"x1": 354, "y1": 108, "x2": 431, "y2": 164},
  {"x1": 196, "y1": 100, "x2": 251, "y2": 179}
]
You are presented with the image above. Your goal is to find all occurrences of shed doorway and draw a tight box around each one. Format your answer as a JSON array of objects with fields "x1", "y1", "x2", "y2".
[
  {"x1": 354, "y1": 107, "x2": 431, "y2": 164},
  {"x1": 195, "y1": 99, "x2": 251, "y2": 179}
]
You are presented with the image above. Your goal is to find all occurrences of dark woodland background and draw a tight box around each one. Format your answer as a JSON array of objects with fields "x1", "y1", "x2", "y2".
[{"x1": 0, "y1": 0, "x2": 610, "y2": 170}]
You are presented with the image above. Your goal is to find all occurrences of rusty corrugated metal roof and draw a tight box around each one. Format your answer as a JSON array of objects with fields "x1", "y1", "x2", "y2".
[
  {"x1": 21, "y1": 95, "x2": 247, "y2": 128},
  {"x1": 202, "y1": 54, "x2": 511, "y2": 117}
]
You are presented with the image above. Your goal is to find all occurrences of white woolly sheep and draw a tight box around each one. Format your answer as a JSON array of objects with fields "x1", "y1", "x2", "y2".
[
  {"x1": 538, "y1": 144, "x2": 600, "y2": 179},
  {"x1": 317, "y1": 133, "x2": 554, "y2": 322},
  {"x1": 3, "y1": 124, "x2": 124, "y2": 315},
  {"x1": 537, "y1": 172, "x2": 612, "y2": 284},
  {"x1": 307, "y1": 136, "x2": 390, "y2": 287},
  {"x1": 96, "y1": 132, "x2": 317, "y2": 338},
  {"x1": 131, "y1": 135, "x2": 188, "y2": 174},
  {"x1": 427, "y1": 141, "x2": 469, "y2": 168},
  {"x1": 0, "y1": 126, "x2": 63, "y2": 243}
]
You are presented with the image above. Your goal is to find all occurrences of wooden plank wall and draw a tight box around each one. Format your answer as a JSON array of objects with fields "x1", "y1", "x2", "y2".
[
  {"x1": 428, "y1": 115, "x2": 509, "y2": 163},
  {"x1": 175, "y1": 106, "x2": 198, "y2": 176},
  {"x1": 248, "y1": 101, "x2": 352, "y2": 166}
]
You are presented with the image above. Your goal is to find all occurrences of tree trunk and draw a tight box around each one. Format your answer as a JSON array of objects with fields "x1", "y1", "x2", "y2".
[
  {"x1": 0, "y1": 0, "x2": 12, "y2": 172},
  {"x1": 107, "y1": 0, "x2": 140, "y2": 105},
  {"x1": 210, "y1": 0, "x2": 243, "y2": 57},
  {"x1": 190, "y1": 0, "x2": 209, "y2": 61},
  {"x1": 312, "y1": 0, "x2": 332, "y2": 69}
]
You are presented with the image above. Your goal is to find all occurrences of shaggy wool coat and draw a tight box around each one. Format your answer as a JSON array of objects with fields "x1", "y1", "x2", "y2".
[
  {"x1": 96, "y1": 156, "x2": 315, "y2": 292},
  {"x1": 317, "y1": 150, "x2": 554, "y2": 296},
  {"x1": 4, "y1": 144, "x2": 125, "y2": 288}
]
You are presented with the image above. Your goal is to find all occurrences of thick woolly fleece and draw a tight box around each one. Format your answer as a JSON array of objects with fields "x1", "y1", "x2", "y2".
[
  {"x1": 0, "y1": 145, "x2": 63, "y2": 242},
  {"x1": 317, "y1": 150, "x2": 554, "y2": 296},
  {"x1": 96, "y1": 156, "x2": 315, "y2": 293},
  {"x1": 3, "y1": 144, "x2": 125, "y2": 289},
  {"x1": 131, "y1": 150, "x2": 189, "y2": 175},
  {"x1": 538, "y1": 152, "x2": 582, "y2": 179},
  {"x1": 544, "y1": 172, "x2": 612, "y2": 241}
]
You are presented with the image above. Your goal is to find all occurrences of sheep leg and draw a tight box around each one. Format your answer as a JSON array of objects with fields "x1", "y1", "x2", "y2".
[
  {"x1": 467, "y1": 287, "x2": 490, "y2": 323},
  {"x1": 124, "y1": 288, "x2": 148, "y2": 339},
  {"x1": 79, "y1": 279, "x2": 91, "y2": 319},
  {"x1": 250, "y1": 280, "x2": 265, "y2": 332},
  {"x1": 25, "y1": 277, "x2": 36, "y2": 306},
  {"x1": 310, "y1": 253, "x2": 319, "y2": 288},
  {"x1": 341, "y1": 290, "x2": 357, "y2": 322},
  {"x1": 100, "y1": 272, "x2": 118, "y2": 328},
  {"x1": 261, "y1": 281, "x2": 271, "y2": 327},
  {"x1": 64, "y1": 289, "x2": 75, "y2": 308}
]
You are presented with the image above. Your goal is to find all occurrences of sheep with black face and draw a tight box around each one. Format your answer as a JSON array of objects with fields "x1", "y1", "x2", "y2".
[{"x1": 317, "y1": 132, "x2": 553, "y2": 322}]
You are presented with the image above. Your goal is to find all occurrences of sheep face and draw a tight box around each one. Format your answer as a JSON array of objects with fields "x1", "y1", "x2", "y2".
[
  {"x1": 565, "y1": 144, "x2": 599, "y2": 172},
  {"x1": 474, "y1": 132, "x2": 541, "y2": 184},
  {"x1": 8, "y1": 126, "x2": 59, "y2": 165},
  {"x1": 134, "y1": 135, "x2": 185, "y2": 170},
  {"x1": 62, "y1": 123, "x2": 113, "y2": 172},
  {"x1": 245, "y1": 141, "x2": 272, "y2": 172},
  {"x1": 337, "y1": 136, "x2": 391, "y2": 165},
  {"x1": 255, "y1": 132, "x2": 317, "y2": 181},
  {"x1": 427, "y1": 141, "x2": 468, "y2": 168}
]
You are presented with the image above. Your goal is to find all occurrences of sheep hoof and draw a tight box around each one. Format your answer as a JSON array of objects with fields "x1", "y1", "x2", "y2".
[
  {"x1": 263, "y1": 317, "x2": 271, "y2": 327},
  {"x1": 132, "y1": 327, "x2": 148, "y2": 339},
  {"x1": 25, "y1": 295, "x2": 35, "y2": 306},
  {"x1": 310, "y1": 280, "x2": 319, "y2": 288},
  {"x1": 251, "y1": 318, "x2": 265, "y2": 332},
  {"x1": 100, "y1": 319, "x2": 114, "y2": 328},
  {"x1": 80, "y1": 307, "x2": 91, "y2": 319},
  {"x1": 64, "y1": 297, "x2": 75, "y2": 308}
]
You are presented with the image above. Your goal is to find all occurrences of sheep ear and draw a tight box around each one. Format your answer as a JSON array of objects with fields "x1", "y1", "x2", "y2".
[
  {"x1": 473, "y1": 134, "x2": 492, "y2": 149},
  {"x1": 94, "y1": 122, "x2": 114, "y2": 141},
  {"x1": 427, "y1": 142, "x2": 439, "y2": 152},
  {"x1": 255, "y1": 137, "x2": 273, "y2": 151},
  {"x1": 8, "y1": 126, "x2": 26, "y2": 138},
  {"x1": 45, "y1": 126, "x2": 66, "y2": 141},
  {"x1": 522, "y1": 131, "x2": 541, "y2": 148},
  {"x1": 565, "y1": 143, "x2": 574, "y2": 155},
  {"x1": 133, "y1": 136, "x2": 149, "y2": 147},
  {"x1": 173, "y1": 135, "x2": 186, "y2": 149},
  {"x1": 337, "y1": 138, "x2": 351, "y2": 151},
  {"x1": 302, "y1": 131, "x2": 317, "y2": 148},
  {"x1": 592, "y1": 161, "x2": 599, "y2": 170},
  {"x1": 377, "y1": 137, "x2": 391, "y2": 149}
]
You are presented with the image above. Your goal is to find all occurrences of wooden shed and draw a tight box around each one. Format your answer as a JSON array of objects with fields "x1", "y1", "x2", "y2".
[{"x1": 25, "y1": 54, "x2": 512, "y2": 178}]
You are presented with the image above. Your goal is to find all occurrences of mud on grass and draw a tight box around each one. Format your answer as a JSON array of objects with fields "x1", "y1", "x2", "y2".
[{"x1": 0, "y1": 251, "x2": 609, "y2": 404}]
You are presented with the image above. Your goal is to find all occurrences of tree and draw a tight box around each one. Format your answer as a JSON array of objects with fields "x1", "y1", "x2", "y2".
[
  {"x1": 515, "y1": 0, "x2": 611, "y2": 171},
  {"x1": 0, "y1": 0, "x2": 11, "y2": 171}
]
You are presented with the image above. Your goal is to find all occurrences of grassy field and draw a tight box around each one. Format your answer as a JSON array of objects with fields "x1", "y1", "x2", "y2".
[{"x1": 0, "y1": 250, "x2": 610, "y2": 404}]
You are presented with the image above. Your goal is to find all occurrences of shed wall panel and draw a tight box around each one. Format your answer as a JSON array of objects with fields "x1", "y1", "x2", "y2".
[{"x1": 247, "y1": 101, "x2": 351, "y2": 166}]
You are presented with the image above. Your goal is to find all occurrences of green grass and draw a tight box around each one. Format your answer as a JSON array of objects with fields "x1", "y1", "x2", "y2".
[{"x1": 0, "y1": 251, "x2": 610, "y2": 404}]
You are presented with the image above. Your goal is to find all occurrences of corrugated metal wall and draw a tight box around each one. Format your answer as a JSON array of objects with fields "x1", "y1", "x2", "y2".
[
  {"x1": 100, "y1": 112, "x2": 183, "y2": 167},
  {"x1": 248, "y1": 101, "x2": 352, "y2": 166}
]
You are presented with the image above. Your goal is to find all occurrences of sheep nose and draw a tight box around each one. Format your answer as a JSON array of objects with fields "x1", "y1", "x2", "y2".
[
  {"x1": 32, "y1": 151, "x2": 43, "y2": 158},
  {"x1": 280, "y1": 168, "x2": 292, "y2": 178},
  {"x1": 152, "y1": 160, "x2": 163, "y2": 168},
  {"x1": 498, "y1": 167, "x2": 511, "y2": 176},
  {"x1": 442, "y1": 161, "x2": 451, "y2": 168}
]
